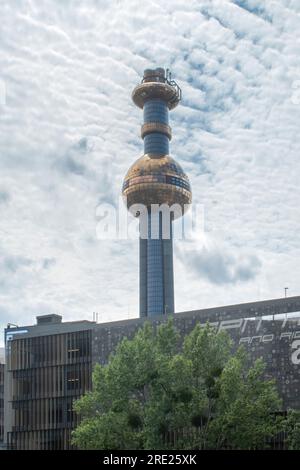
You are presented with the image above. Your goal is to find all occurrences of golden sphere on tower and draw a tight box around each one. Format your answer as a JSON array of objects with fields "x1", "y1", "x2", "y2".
[{"x1": 122, "y1": 154, "x2": 192, "y2": 218}]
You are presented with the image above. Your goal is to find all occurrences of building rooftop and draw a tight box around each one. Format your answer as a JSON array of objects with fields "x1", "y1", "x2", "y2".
[{"x1": 4, "y1": 295, "x2": 300, "y2": 341}]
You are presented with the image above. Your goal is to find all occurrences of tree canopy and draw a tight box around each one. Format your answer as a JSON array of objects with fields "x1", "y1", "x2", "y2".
[{"x1": 72, "y1": 319, "x2": 288, "y2": 450}]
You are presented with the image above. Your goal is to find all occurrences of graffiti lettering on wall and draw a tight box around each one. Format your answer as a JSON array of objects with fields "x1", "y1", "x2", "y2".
[
  {"x1": 291, "y1": 340, "x2": 300, "y2": 365},
  {"x1": 198, "y1": 315, "x2": 300, "y2": 366}
]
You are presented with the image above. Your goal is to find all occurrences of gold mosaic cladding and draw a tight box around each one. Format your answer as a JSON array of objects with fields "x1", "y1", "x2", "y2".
[
  {"x1": 132, "y1": 82, "x2": 180, "y2": 110},
  {"x1": 141, "y1": 122, "x2": 172, "y2": 140},
  {"x1": 122, "y1": 154, "x2": 192, "y2": 216}
]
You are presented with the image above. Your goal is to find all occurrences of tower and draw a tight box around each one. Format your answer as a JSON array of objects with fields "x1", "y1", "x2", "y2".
[{"x1": 122, "y1": 68, "x2": 192, "y2": 317}]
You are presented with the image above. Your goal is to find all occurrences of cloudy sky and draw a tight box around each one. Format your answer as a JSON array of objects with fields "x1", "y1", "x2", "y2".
[{"x1": 0, "y1": 0, "x2": 300, "y2": 346}]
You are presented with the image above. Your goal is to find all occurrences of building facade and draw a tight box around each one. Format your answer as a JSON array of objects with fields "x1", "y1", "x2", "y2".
[
  {"x1": 3, "y1": 296, "x2": 300, "y2": 449},
  {"x1": 0, "y1": 363, "x2": 4, "y2": 448},
  {"x1": 91, "y1": 295, "x2": 300, "y2": 411},
  {"x1": 4, "y1": 315, "x2": 95, "y2": 450}
]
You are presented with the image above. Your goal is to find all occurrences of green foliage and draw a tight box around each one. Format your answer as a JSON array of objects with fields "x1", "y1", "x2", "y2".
[
  {"x1": 72, "y1": 319, "x2": 284, "y2": 450},
  {"x1": 283, "y1": 409, "x2": 300, "y2": 450},
  {"x1": 204, "y1": 351, "x2": 283, "y2": 449}
]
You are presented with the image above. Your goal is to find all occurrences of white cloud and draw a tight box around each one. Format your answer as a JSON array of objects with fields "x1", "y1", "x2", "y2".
[{"x1": 0, "y1": 0, "x2": 300, "y2": 344}]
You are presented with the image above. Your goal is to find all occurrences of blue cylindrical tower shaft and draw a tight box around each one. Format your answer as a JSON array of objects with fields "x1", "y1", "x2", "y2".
[
  {"x1": 140, "y1": 87, "x2": 174, "y2": 316},
  {"x1": 140, "y1": 212, "x2": 174, "y2": 316},
  {"x1": 143, "y1": 99, "x2": 169, "y2": 155}
]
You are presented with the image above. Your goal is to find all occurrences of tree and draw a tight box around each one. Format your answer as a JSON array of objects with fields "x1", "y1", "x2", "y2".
[
  {"x1": 284, "y1": 410, "x2": 300, "y2": 450},
  {"x1": 72, "y1": 319, "x2": 283, "y2": 450}
]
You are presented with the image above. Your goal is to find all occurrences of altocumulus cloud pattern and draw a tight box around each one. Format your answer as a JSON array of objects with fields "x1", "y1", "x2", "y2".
[{"x1": 0, "y1": 0, "x2": 300, "y2": 344}]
